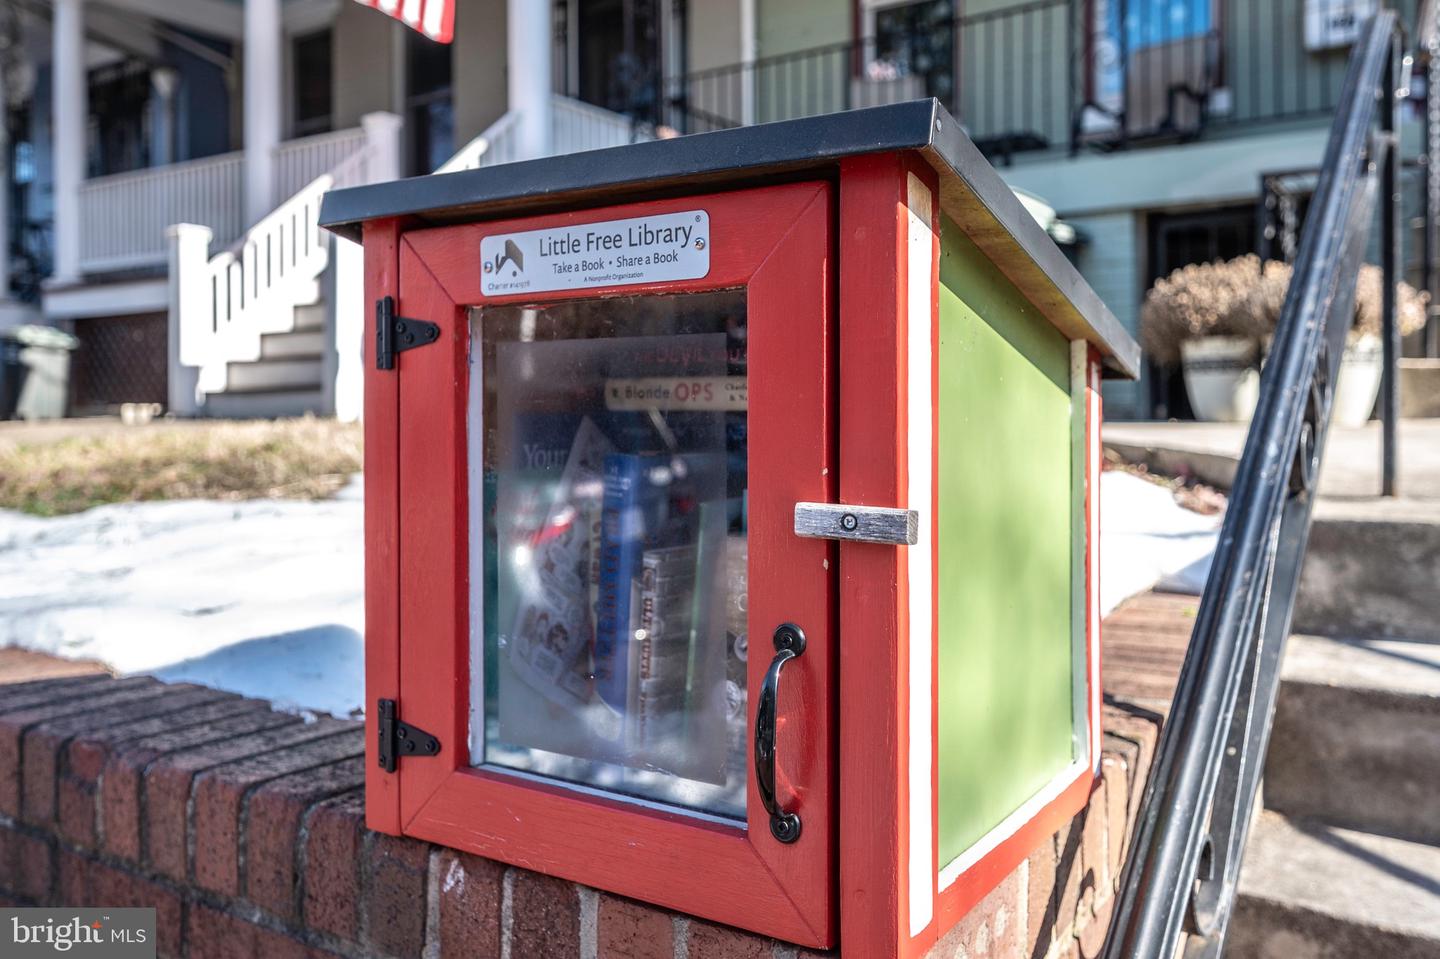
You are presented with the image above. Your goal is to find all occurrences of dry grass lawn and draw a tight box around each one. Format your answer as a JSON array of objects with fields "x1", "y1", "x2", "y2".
[{"x1": 0, "y1": 417, "x2": 362, "y2": 516}]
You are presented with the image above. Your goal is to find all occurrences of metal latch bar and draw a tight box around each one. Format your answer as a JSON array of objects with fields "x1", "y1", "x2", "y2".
[{"x1": 793, "y1": 502, "x2": 918, "y2": 546}]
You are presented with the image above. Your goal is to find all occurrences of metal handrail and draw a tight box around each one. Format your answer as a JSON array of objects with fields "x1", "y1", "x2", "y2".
[{"x1": 1100, "y1": 11, "x2": 1407, "y2": 958}]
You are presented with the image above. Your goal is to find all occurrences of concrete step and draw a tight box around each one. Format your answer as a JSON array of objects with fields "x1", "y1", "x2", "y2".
[
  {"x1": 1296, "y1": 499, "x2": 1440, "y2": 643},
  {"x1": 203, "y1": 388, "x2": 325, "y2": 420},
  {"x1": 293, "y1": 301, "x2": 326, "y2": 332},
  {"x1": 1227, "y1": 811, "x2": 1440, "y2": 959},
  {"x1": 1265, "y1": 634, "x2": 1440, "y2": 844},
  {"x1": 223, "y1": 356, "x2": 323, "y2": 393},
  {"x1": 260, "y1": 329, "x2": 326, "y2": 360}
]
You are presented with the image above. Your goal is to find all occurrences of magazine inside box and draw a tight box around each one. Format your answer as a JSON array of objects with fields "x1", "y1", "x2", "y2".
[{"x1": 466, "y1": 290, "x2": 751, "y2": 821}]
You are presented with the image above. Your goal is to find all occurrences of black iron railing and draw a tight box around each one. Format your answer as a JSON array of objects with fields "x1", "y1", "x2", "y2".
[
  {"x1": 661, "y1": 0, "x2": 1419, "y2": 163},
  {"x1": 1100, "y1": 10, "x2": 1410, "y2": 958}
]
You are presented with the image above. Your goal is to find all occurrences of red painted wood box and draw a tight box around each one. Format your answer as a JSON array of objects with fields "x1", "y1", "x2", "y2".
[{"x1": 321, "y1": 100, "x2": 1139, "y2": 958}]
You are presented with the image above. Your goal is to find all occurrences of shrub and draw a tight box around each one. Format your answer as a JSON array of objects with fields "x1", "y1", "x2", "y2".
[
  {"x1": 1141, "y1": 255, "x2": 1430, "y2": 366},
  {"x1": 1140, "y1": 255, "x2": 1266, "y2": 366}
]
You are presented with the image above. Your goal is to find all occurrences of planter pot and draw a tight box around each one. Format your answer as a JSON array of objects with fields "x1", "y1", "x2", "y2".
[
  {"x1": 1256, "y1": 333, "x2": 1384, "y2": 428},
  {"x1": 1181, "y1": 336, "x2": 1261, "y2": 422},
  {"x1": 1331, "y1": 333, "x2": 1382, "y2": 427}
]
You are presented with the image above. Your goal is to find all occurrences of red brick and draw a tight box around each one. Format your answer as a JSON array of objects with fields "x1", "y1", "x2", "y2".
[
  {"x1": 0, "y1": 825, "x2": 53, "y2": 901},
  {"x1": 186, "y1": 903, "x2": 310, "y2": 959},
  {"x1": 191, "y1": 731, "x2": 364, "y2": 896},
  {"x1": 21, "y1": 685, "x2": 224, "y2": 827},
  {"x1": 1026, "y1": 830, "x2": 1060, "y2": 955},
  {"x1": 0, "y1": 675, "x2": 122, "y2": 716},
  {"x1": 684, "y1": 919, "x2": 771, "y2": 959},
  {"x1": 508, "y1": 870, "x2": 580, "y2": 959},
  {"x1": 930, "y1": 864, "x2": 1024, "y2": 959},
  {"x1": 65, "y1": 693, "x2": 254, "y2": 796},
  {"x1": 143, "y1": 718, "x2": 357, "y2": 882},
  {"x1": 1078, "y1": 895, "x2": 1114, "y2": 959},
  {"x1": 1055, "y1": 814, "x2": 1085, "y2": 940},
  {"x1": 0, "y1": 677, "x2": 159, "y2": 817},
  {"x1": 300, "y1": 791, "x2": 365, "y2": 941},
  {"x1": 597, "y1": 893, "x2": 672, "y2": 959},
  {"x1": 101, "y1": 706, "x2": 297, "y2": 864},
  {"x1": 362, "y1": 832, "x2": 431, "y2": 958},
  {"x1": 60, "y1": 851, "x2": 185, "y2": 957},
  {"x1": 1078, "y1": 783, "x2": 1108, "y2": 923},
  {"x1": 245, "y1": 757, "x2": 365, "y2": 920},
  {"x1": 58, "y1": 773, "x2": 100, "y2": 848},
  {"x1": 57, "y1": 847, "x2": 86, "y2": 907},
  {"x1": 436, "y1": 848, "x2": 503, "y2": 959},
  {"x1": 1101, "y1": 754, "x2": 1131, "y2": 890}
]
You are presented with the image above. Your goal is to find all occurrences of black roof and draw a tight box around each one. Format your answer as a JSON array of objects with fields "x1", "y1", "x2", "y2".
[{"x1": 320, "y1": 99, "x2": 1139, "y2": 378}]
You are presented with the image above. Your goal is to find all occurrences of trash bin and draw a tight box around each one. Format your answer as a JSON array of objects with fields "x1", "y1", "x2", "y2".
[
  {"x1": 320, "y1": 99, "x2": 1140, "y2": 956},
  {"x1": 0, "y1": 324, "x2": 81, "y2": 420}
]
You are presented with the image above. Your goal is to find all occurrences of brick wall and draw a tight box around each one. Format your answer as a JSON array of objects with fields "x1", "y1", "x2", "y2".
[{"x1": 0, "y1": 592, "x2": 1191, "y2": 959}]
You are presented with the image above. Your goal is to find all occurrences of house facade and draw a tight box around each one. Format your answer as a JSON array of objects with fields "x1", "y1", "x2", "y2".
[{"x1": 0, "y1": 0, "x2": 1433, "y2": 421}]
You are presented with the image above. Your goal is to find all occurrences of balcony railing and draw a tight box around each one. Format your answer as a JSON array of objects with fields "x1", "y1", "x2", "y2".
[
  {"x1": 78, "y1": 151, "x2": 245, "y2": 274},
  {"x1": 662, "y1": 0, "x2": 1421, "y2": 163},
  {"x1": 77, "y1": 127, "x2": 372, "y2": 275}
]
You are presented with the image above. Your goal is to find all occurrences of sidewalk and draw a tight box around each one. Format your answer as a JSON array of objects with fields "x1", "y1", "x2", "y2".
[
  {"x1": 1105, "y1": 419, "x2": 1440, "y2": 502},
  {"x1": 0, "y1": 647, "x2": 108, "y2": 684}
]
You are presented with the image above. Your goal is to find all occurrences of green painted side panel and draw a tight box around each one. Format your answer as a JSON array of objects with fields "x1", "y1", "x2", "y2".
[{"x1": 936, "y1": 217, "x2": 1076, "y2": 867}]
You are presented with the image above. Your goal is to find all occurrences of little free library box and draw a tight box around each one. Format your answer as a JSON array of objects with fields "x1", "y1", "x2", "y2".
[{"x1": 320, "y1": 99, "x2": 1139, "y2": 958}]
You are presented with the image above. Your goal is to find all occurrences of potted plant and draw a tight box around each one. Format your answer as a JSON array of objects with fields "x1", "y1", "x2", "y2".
[
  {"x1": 1142, "y1": 256, "x2": 1429, "y2": 425},
  {"x1": 1141, "y1": 255, "x2": 1266, "y2": 422},
  {"x1": 1248, "y1": 260, "x2": 1429, "y2": 427}
]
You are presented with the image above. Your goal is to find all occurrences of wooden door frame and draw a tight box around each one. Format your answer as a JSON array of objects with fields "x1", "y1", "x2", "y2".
[{"x1": 366, "y1": 181, "x2": 838, "y2": 947}]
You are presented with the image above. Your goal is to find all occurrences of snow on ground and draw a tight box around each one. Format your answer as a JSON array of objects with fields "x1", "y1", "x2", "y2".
[
  {"x1": 1100, "y1": 470, "x2": 1220, "y2": 615},
  {"x1": 0, "y1": 478, "x2": 364, "y2": 716},
  {"x1": 0, "y1": 471, "x2": 1217, "y2": 716}
]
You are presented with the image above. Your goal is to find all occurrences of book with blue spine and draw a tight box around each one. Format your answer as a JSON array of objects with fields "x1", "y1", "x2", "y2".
[{"x1": 593, "y1": 453, "x2": 671, "y2": 714}]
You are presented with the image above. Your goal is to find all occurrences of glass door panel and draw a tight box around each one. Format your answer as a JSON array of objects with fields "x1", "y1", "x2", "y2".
[{"x1": 469, "y1": 291, "x2": 749, "y2": 819}]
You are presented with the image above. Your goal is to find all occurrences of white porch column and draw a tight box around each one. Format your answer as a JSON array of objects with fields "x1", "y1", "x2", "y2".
[
  {"x1": 244, "y1": 0, "x2": 282, "y2": 223},
  {"x1": 507, "y1": 0, "x2": 553, "y2": 161},
  {"x1": 0, "y1": 58, "x2": 10, "y2": 299},
  {"x1": 361, "y1": 111, "x2": 404, "y2": 185},
  {"x1": 52, "y1": 0, "x2": 86, "y2": 284},
  {"x1": 150, "y1": 68, "x2": 180, "y2": 167},
  {"x1": 166, "y1": 223, "x2": 211, "y2": 417}
]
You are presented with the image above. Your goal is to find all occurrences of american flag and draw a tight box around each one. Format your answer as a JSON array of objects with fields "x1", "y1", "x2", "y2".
[{"x1": 352, "y1": 0, "x2": 455, "y2": 43}]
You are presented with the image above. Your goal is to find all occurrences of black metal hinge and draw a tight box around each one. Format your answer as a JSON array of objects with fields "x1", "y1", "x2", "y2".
[
  {"x1": 376, "y1": 698, "x2": 442, "y2": 773},
  {"x1": 375, "y1": 295, "x2": 439, "y2": 371}
]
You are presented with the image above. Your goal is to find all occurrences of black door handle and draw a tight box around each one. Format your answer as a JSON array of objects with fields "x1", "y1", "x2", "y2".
[{"x1": 755, "y1": 623, "x2": 805, "y2": 843}]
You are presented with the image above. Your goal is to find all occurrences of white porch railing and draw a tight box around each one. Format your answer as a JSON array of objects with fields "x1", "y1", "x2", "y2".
[
  {"x1": 553, "y1": 95, "x2": 650, "y2": 153},
  {"x1": 273, "y1": 127, "x2": 370, "y2": 205},
  {"x1": 79, "y1": 151, "x2": 245, "y2": 273},
  {"x1": 169, "y1": 99, "x2": 637, "y2": 418},
  {"x1": 436, "y1": 94, "x2": 649, "y2": 174},
  {"x1": 81, "y1": 127, "x2": 372, "y2": 276},
  {"x1": 173, "y1": 170, "x2": 338, "y2": 396},
  {"x1": 169, "y1": 113, "x2": 402, "y2": 417}
]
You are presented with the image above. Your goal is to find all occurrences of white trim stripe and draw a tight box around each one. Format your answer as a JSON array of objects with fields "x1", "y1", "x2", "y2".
[
  {"x1": 353, "y1": 0, "x2": 454, "y2": 41},
  {"x1": 905, "y1": 171, "x2": 936, "y2": 938},
  {"x1": 938, "y1": 759, "x2": 1090, "y2": 888}
]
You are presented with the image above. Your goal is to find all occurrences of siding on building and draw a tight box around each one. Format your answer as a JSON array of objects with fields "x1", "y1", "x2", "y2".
[{"x1": 1069, "y1": 212, "x2": 1147, "y2": 420}]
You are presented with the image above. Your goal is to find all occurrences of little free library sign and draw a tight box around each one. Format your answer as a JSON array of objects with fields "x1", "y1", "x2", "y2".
[
  {"x1": 480, "y1": 210, "x2": 710, "y2": 295},
  {"x1": 320, "y1": 100, "x2": 1138, "y2": 959}
]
